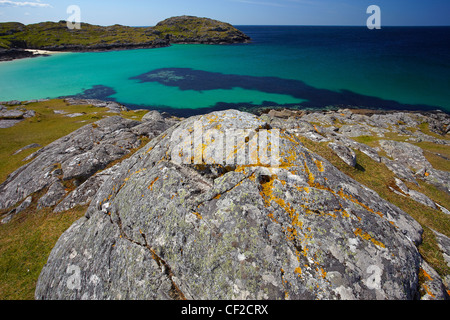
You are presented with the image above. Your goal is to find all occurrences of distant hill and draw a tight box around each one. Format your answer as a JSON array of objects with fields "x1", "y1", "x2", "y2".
[
  {"x1": 154, "y1": 15, "x2": 251, "y2": 44},
  {"x1": 0, "y1": 16, "x2": 251, "y2": 61}
]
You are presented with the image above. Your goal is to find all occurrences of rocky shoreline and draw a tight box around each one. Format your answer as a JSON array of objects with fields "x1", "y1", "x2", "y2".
[
  {"x1": 0, "y1": 48, "x2": 45, "y2": 62},
  {"x1": 0, "y1": 98, "x2": 448, "y2": 300}
]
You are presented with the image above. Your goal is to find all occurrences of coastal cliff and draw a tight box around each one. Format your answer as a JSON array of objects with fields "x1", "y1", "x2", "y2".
[
  {"x1": 0, "y1": 99, "x2": 448, "y2": 300},
  {"x1": 0, "y1": 16, "x2": 251, "y2": 61}
]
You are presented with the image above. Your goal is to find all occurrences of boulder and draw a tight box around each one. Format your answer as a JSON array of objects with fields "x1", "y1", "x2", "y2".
[
  {"x1": 0, "y1": 109, "x2": 24, "y2": 119},
  {"x1": 142, "y1": 110, "x2": 164, "y2": 122},
  {"x1": 328, "y1": 142, "x2": 357, "y2": 167},
  {"x1": 379, "y1": 140, "x2": 450, "y2": 193},
  {"x1": 36, "y1": 110, "x2": 426, "y2": 300}
]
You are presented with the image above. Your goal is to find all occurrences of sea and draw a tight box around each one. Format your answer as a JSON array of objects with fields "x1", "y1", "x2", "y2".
[{"x1": 0, "y1": 26, "x2": 449, "y2": 116}]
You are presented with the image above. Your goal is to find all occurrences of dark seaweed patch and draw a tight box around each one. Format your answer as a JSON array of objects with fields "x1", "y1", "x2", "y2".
[{"x1": 130, "y1": 68, "x2": 439, "y2": 112}]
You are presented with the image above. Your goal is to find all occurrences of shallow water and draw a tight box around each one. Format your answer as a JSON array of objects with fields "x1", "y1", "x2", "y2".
[{"x1": 0, "y1": 26, "x2": 449, "y2": 116}]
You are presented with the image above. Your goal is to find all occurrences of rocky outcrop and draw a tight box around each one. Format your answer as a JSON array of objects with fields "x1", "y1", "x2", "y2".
[
  {"x1": 35, "y1": 110, "x2": 440, "y2": 300},
  {"x1": 0, "y1": 48, "x2": 40, "y2": 62},
  {"x1": 0, "y1": 113, "x2": 175, "y2": 221},
  {"x1": 263, "y1": 108, "x2": 450, "y2": 213},
  {"x1": 0, "y1": 103, "x2": 446, "y2": 300},
  {"x1": 0, "y1": 104, "x2": 36, "y2": 128}
]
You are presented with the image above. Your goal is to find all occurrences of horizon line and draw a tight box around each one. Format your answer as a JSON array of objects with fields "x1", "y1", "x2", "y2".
[{"x1": 1, "y1": 20, "x2": 449, "y2": 28}]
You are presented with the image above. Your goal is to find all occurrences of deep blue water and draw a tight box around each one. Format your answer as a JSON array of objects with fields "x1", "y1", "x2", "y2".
[{"x1": 0, "y1": 26, "x2": 449, "y2": 116}]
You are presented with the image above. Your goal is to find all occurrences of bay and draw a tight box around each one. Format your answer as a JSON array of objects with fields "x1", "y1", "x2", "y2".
[{"x1": 0, "y1": 26, "x2": 449, "y2": 116}]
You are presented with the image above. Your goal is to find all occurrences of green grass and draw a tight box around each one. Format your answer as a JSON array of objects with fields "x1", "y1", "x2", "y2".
[
  {"x1": 0, "y1": 17, "x2": 249, "y2": 50},
  {"x1": 0, "y1": 21, "x2": 161, "y2": 50},
  {"x1": 0, "y1": 201, "x2": 87, "y2": 300}
]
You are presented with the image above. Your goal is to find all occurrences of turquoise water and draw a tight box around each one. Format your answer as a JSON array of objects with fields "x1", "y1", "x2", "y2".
[{"x1": 0, "y1": 26, "x2": 449, "y2": 115}]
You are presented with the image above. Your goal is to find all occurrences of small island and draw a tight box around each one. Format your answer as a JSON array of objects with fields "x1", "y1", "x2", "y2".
[{"x1": 0, "y1": 15, "x2": 251, "y2": 61}]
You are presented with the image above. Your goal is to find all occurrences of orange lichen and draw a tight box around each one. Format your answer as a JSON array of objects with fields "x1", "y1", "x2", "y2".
[
  {"x1": 303, "y1": 161, "x2": 315, "y2": 185},
  {"x1": 281, "y1": 133, "x2": 301, "y2": 146},
  {"x1": 337, "y1": 189, "x2": 385, "y2": 220},
  {"x1": 192, "y1": 212, "x2": 203, "y2": 220},
  {"x1": 148, "y1": 176, "x2": 160, "y2": 190},
  {"x1": 422, "y1": 284, "x2": 436, "y2": 298},
  {"x1": 354, "y1": 228, "x2": 386, "y2": 248},
  {"x1": 319, "y1": 268, "x2": 327, "y2": 279},
  {"x1": 314, "y1": 159, "x2": 324, "y2": 172},
  {"x1": 420, "y1": 268, "x2": 433, "y2": 281}
]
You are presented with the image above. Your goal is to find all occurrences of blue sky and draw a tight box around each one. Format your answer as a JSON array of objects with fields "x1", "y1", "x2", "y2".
[{"x1": 0, "y1": 0, "x2": 448, "y2": 26}]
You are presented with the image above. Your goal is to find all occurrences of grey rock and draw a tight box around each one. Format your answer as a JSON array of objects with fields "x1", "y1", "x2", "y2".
[
  {"x1": 267, "y1": 109, "x2": 299, "y2": 119},
  {"x1": 393, "y1": 178, "x2": 437, "y2": 209},
  {"x1": 65, "y1": 113, "x2": 85, "y2": 118},
  {"x1": 420, "y1": 168, "x2": 450, "y2": 194},
  {"x1": 23, "y1": 109, "x2": 36, "y2": 118},
  {"x1": 407, "y1": 190, "x2": 437, "y2": 209},
  {"x1": 1, "y1": 209, "x2": 17, "y2": 224},
  {"x1": 339, "y1": 124, "x2": 373, "y2": 137},
  {"x1": 381, "y1": 157, "x2": 418, "y2": 184},
  {"x1": 432, "y1": 230, "x2": 450, "y2": 270},
  {"x1": 36, "y1": 110, "x2": 424, "y2": 300},
  {"x1": 328, "y1": 142, "x2": 357, "y2": 167},
  {"x1": 64, "y1": 99, "x2": 130, "y2": 113},
  {"x1": 379, "y1": 140, "x2": 431, "y2": 173},
  {"x1": 298, "y1": 131, "x2": 329, "y2": 143},
  {"x1": 142, "y1": 110, "x2": 164, "y2": 122},
  {"x1": 435, "y1": 203, "x2": 450, "y2": 215},
  {"x1": 427, "y1": 112, "x2": 450, "y2": 136},
  {"x1": 13, "y1": 143, "x2": 42, "y2": 155},
  {"x1": 0, "y1": 109, "x2": 24, "y2": 119},
  {"x1": 0, "y1": 100, "x2": 22, "y2": 106},
  {"x1": 131, "y1": 119, "x2": 171, "y2": 139},
  {"x1": 0, "y1": 116, "x2": 152, "y2": 211},
  {"x1": 54, "y1": 164, "x2": 121, "y2": 213},
  {"x1": 37, "y1": 181, "x2": 67, "y2": 209},
  {"x1": 369, "y1": 113, "x2": 420, "y2": 129},
  {"x1": 16, "y1": 196, "x2": 33, "y2": 214},
  {"x1": 0, "y1": 107, "x2": 35, "y2": 124},
  {"x1": 329, "y1": 134, "x2": 381, "y2": 163},
  {"x1": 0, "y1": 196, "x2": 33, "y2": 224},
  {"x1": 419, "y1": 260, "x2": 449, "y2": 300},
  {"x1": 0, "y1": 119, "x2": 23, "y2": 129},
  {"x1": 378, "y1": 140, "x2": 450, "y2": 189}
]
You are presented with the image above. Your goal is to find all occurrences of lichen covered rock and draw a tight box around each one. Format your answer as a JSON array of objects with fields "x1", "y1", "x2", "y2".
[{"x1": 36, "y1": 110, "x2": 426, "y2": 300}]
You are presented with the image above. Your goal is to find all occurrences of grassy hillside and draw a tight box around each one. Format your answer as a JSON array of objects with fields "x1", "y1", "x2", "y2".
[
  {"x1": 0, "y1": 16, "x2": 250, "y2": 51},
  {"x1": 153, "y1": 15, "x2": 251, "y2": 43},
  {"x1": 0, "y1": 21, "x2": 165, "y2": 51}
]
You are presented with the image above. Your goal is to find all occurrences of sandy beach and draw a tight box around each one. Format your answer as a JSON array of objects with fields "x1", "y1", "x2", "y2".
[{"x1": 24, "y1": 49, "x2": 66, "y2": 55}]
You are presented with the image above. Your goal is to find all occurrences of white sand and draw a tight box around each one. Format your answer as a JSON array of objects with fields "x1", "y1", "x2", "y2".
[{"x1": 24, "y1": 49, "x2": 66, "y2": 55}]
